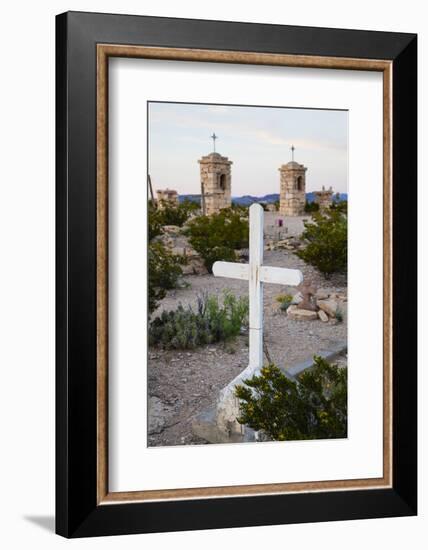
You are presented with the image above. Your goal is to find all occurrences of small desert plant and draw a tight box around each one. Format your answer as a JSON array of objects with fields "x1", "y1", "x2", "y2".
[
  {"x1": 335, "y1": 308, "x2": 344, "y2": 323},
  {"x1": 276, "y1": 293, "x2": 293, "y2": 311},
  {"x1": 148, "y1": 242, "x2": 185, "y2": 315},
  {"x1": 235, "y1": 356, "x2": 347, "y2": 441},
  {"x1": 184, "y1": 208, "x2": 249, "y2": 273},
  {"x1": 297, "y1": 209, "x2": 347, "y2": 277},
  {"x1": 149, "y1": 291, "x2": 249, "y2": 350}
]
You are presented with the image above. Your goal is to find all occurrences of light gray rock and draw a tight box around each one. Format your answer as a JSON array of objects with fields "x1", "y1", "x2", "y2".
[
  {"x1": 181, "y1": 257, "x2": 208, "y2": 275},
  {"x1": 318, "y1": 309, "x2": 329, "y2": 322},
  {"x1": 287, "y1": 305, "x2": 318, "y2": 321},
  {"x1": 315, "y1": 289, "x2": 330, "y2": 301},
  {"x1": 162, "y1": 225, "x2": 181, "y2": 234},
  {"x1": 291, "y1": 291, "x2": 303, "y2": 305},
  {"x1": 171, "y1": 246, "x2": 186, "y2": 256},
  {"x1": 317, "y1": 298, "x2": 338, "y2": 318},
  {"x1": 148, "y1": 397, "x2": 169, "y2": 435}
]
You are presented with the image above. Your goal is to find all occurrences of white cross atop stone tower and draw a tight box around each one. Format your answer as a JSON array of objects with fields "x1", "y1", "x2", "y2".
[{"x1": 211, "y1": 203, "x2": 303, "y2": 439}]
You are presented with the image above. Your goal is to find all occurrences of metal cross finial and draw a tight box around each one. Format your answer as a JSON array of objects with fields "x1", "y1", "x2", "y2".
[
  {"x1": 211, "y1": 132, "x2": 218, "y2": 153},
  {"x1": 291, "y1": 144, "x2": 295, "y2": 162}
]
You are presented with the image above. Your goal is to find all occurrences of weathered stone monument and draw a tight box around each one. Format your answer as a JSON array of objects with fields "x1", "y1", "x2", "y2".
[
  {"x1": 198, "y1": 133, "x2": 232, "y2": 215},
  {"x1": 314, "y1": 186, "x2": 334, "y2": 211},
  {"x1": 279, "y1": 145, "x2": 307, "y2": 216},
  {"x1": 193, "y1": 204, "x2": 303, "y2": 441},
  {"x1": 156, "y1": 188, "x2": 179, "y2": 209}
]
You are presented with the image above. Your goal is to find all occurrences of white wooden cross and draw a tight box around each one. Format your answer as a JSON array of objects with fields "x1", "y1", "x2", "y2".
[{"x1": 213, "y1": 203, "x2": 303, "y2": 371}]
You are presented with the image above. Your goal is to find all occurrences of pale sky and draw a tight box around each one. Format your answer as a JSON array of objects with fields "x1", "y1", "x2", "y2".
[{"x1": 148, "y1": 102, "x2": 348, "y2": 196}]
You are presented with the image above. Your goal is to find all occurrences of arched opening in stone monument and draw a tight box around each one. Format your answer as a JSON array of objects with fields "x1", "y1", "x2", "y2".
[
  {"x1": 296, "y1": 175, "x2": 303, "y2": 191},
  {"x1": 219, "y1": 173, "x2": 226, "y2": 191}
]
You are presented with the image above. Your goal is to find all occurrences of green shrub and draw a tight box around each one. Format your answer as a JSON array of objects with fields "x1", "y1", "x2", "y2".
[
  {"x1": 297, "y1": 209, "x2": 347, "y2": 277},
  {"x1": 148, "y1": 200, "x2": 163, "y2": 241},
  {"x1": 158, "y1": 199, "x2": 199, "y2": 227},
  {"x1": 235, "y1": 356, "x2": 347, "y2": 441},
  {"x1": 149, "y1": 291, "x2": 249, "y2": 350},
  {"x1": 304, "y1": 200, "x2": 320, "y2": 213},
  {"x1": 148, "y1": 200, "x2": 195, "y2": 314},
  {"x1": 276, "y1": 293, "x2": 293, "y2": 312},
  {"x1": 148, "y1": 242, "x2": 184, "y2": 315},
  {"x1": 330, "y1": 199, "x2": 348, "y2": 214},
  {"x1": 231, "y1": 203, "x2": 250, "y2": 216},
  {"x1": 149, "y1": 199, "x2": 199, "y2": 233},
  {"x1": 184, "y1": 209, "x2": 249, "y2": 272}
]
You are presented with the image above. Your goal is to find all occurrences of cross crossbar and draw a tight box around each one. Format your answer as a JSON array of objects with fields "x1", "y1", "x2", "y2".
[{"x1": 212, "y1": 262, "x2": 302, "y2": 286}]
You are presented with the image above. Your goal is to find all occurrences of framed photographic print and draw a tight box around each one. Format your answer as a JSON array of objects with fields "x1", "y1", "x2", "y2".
[{"x1": 56, "y1": 11, "x2": 417, "y2": 538}]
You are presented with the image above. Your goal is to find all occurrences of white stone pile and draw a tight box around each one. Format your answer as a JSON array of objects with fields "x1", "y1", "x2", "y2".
[{"x1": 286, "y1": 288, "x2": 347, "y2": 322}]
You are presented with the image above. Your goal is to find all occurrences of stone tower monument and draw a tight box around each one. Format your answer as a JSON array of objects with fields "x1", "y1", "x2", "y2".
[
  {"x1": 314, "y1": 186, "x2": 334, "y2": 211},
  {"x1": 198, "y1": 133, "x2": 232, "y2": 216},
  {"x1": 279, "y1": 145, "x2": 307, "y2": 216},
  {"x1": 156, "y1": 188, "x2": 179, "y2": 209}
]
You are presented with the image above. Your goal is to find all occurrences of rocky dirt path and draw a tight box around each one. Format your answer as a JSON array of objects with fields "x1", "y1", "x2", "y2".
[{"x1": 148, "y1": 248, "x2": 347, "y2": 447}]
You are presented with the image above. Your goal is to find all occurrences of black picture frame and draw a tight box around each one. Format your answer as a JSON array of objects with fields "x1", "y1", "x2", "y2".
[{"x1": 56, "y1": 11, "x2": 417, "y2": 538}]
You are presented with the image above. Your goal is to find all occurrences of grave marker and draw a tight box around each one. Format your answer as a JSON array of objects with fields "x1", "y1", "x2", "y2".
[{"x1": 211, "y1": 204, "x2": 303, "y2": 438}]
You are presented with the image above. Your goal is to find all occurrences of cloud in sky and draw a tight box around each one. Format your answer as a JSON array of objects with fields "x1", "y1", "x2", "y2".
[{"x1": 148, "y1": 102, "x2": 348, "y2": 196}]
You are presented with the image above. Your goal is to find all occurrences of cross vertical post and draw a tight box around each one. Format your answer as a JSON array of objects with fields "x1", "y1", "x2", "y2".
[{"x1": 211, "y1": 132, "x2": 218, "y2": 152}]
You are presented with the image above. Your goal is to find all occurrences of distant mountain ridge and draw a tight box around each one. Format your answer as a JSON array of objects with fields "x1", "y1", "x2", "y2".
[{"x1": 179, "y1": 192, "x2": 347, "y2": 206}]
